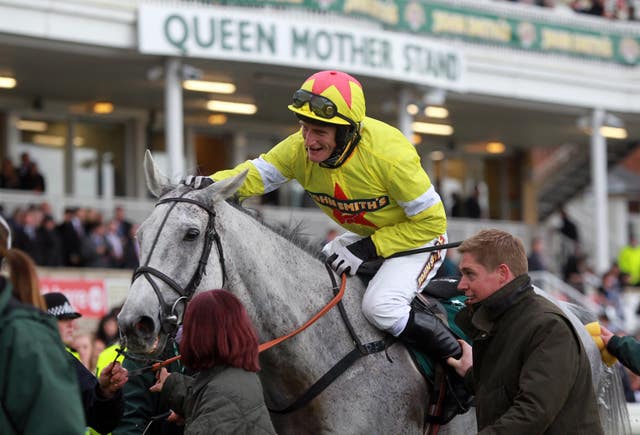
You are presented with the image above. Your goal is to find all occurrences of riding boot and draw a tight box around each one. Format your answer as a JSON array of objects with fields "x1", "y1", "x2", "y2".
[
  {"x1": 399, "y1": 309, "x2": 461, "y2": 360},
  {"x1": 399, "y1": 309, "x2": 473, "y2": 419}
]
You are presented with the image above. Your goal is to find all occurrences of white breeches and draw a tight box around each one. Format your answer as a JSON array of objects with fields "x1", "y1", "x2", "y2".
[{"x1": 327, "y1": 231, "x2": 447, "y2": 336}]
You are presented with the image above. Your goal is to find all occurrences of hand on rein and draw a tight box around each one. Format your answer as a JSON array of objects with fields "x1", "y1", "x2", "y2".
[{"x1": 98, "y1": 361, "x2": 129, "y2": 398}]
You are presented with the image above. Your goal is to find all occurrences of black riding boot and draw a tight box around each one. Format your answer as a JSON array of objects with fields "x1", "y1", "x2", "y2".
[
  {"x1": 399, "y1": 309, "x2": 461, "y2": 360},
  {"x1": 399, "y1": 309, "x2": 473, "y2": 421}
]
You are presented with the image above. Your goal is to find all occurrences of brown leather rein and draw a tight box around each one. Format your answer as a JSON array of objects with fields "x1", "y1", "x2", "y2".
[
  {"x1": 258, "y1": 272, "x2": 347, "y2": 353},
  {"x1": 144, "y1": 272, "x2": 347, "y2": 371}
]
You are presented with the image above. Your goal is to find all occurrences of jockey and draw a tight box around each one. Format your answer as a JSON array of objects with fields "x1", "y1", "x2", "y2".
[{"x1": 184, "y1": 70, "x2": 461, "y2": 363}]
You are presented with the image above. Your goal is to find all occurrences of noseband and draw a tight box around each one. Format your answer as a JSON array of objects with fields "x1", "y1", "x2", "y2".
[{"x1": 131, "y1": 191, "x2": 226, "y2": 336}]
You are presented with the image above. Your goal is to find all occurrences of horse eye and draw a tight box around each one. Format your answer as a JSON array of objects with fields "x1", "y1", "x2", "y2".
[{"x1": 184, "y1": 228, "x2": 200, "y2": 241}]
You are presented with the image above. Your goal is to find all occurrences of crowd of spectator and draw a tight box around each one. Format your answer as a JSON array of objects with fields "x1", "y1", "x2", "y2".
[
  {"x1": 0, "y1": 152, "x2": 46, "y2": 192},
  {"x1": 0, "y1": 202, "x2": 139, "y2": 269},
  {"x1": 505, "y1": 0, "x2": 639, "y2": 20}
]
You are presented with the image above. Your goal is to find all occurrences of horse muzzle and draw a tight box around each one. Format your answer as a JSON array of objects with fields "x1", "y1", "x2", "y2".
[{"x1": 118, "y1": 312, "x2": 162, "y2": 354}]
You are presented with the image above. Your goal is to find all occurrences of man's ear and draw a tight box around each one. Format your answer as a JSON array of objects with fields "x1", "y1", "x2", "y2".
[{"x1": 496, "y1": 263, "x2": 513, "y2": 285}]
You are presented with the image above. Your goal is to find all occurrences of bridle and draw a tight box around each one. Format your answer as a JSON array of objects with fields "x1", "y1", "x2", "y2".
[{"x1": 131, "y1": 189, "x2": 226, "y2": 339}]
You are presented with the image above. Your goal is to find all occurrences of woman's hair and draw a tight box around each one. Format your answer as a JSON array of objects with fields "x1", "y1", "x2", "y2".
[
  {"x1": 180, "y1": 289, "x2": 260, "y2": 372},
  {"x1": 1, "y1": 216, "x2": 46, "y2": 310}
]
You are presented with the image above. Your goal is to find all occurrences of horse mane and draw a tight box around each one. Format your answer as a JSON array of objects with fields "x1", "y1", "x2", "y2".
[{"x1": 231, "y1": 200, "x2": 324, "y2": 260}]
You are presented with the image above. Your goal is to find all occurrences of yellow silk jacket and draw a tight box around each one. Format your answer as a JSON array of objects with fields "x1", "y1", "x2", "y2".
[{"x1": 212, "y1": 117, "x2": 446, "y2": 258}]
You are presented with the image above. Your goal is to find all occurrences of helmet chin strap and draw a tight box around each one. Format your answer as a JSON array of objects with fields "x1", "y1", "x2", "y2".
[{"x1": 320, "y1": 124, "x2": 361, "y2": 169}]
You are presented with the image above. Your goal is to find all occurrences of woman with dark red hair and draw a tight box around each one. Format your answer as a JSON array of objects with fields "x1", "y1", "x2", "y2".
[{"x1": 149, "y1": 289, "x2": 276, "y2": 434}]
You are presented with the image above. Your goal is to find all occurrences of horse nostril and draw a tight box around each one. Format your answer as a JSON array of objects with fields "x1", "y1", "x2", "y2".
[{"x1": 135, "y1": 316, "x2": 156, "y2": 337}]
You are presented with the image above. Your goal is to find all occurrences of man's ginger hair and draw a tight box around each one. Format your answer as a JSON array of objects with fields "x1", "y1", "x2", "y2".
[{"x1": 458, "y1": 229, "x2": 528, "y2": 277}]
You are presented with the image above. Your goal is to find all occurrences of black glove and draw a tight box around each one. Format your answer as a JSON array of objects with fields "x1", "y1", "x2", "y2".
[
  {"x1": 326, "y1": 237, "x2": 377, "y2": 276},
  {"x1": 181, "y1": 175, "x2": 214, "y2": 189}
]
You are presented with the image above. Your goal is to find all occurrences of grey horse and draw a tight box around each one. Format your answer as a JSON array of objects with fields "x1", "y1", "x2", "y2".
[
  {"x1": 118, "y1": 151, "x2": 475, "y2": 434},
  {"x1": 118, "y1": 151, "x2": 629, "y2": 434}
]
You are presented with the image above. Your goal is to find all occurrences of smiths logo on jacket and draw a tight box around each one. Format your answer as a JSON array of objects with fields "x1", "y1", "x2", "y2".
[{"x1": 307, "y1": 184, "x2": 388, "y2": 228}]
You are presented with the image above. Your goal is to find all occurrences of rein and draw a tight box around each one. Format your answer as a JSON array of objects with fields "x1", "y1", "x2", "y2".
[
  {"x1": 258, "y1": 268, "x2": 347, "y2": 353},
  {"x1": 132, "y1": 270, "x2": 347, "y2": 370}
]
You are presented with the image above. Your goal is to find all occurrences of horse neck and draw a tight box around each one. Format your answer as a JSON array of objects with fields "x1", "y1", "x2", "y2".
[
  {"x1": 217, "y1": 203, "x2": 331, "y2": 301},
  {"x1": 213, "y1": 203, "x2": 379, "y2": 347}
]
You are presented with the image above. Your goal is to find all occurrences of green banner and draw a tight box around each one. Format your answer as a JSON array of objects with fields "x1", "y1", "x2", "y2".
[{"x1": 204, "y1": 0, "x2": 640, "y2": 65}]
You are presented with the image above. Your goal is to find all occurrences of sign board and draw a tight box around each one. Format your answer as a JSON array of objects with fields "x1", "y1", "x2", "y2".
[
  {"x1": 169, "y1": 0, "x2": 640, "y2": 66},
  {"x1": 40, "y1": 278, "x2": 108, "y2": 318},
  {"x1": 138, "y1": 4, "x2": 466, "y2": 91}
]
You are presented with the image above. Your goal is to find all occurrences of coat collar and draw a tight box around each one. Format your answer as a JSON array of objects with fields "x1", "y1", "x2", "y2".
[
  {"x1": 193, "y1": 365, "x2": 228, "y2": 393},
  {"x1": 457, "y1": 274, "x2": 533, "y2": 339}
]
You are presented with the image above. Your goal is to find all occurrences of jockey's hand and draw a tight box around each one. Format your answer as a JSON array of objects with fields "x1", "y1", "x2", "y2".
[
  {"x1": 181, "y1": 175, "x2": 214, "y2": 189},
  {"x1": 325, "y1": 237, "x2": 377, "y2": 276}
]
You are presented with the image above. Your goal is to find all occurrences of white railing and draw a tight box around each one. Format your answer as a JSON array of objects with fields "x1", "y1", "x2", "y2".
[{"x1": 529, "y1": 270, "x2": 600, "y2": 315}]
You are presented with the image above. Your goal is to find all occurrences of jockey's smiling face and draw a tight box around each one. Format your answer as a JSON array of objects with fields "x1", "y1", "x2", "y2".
[
  {"x1": 300, "y1": 120, "x2": 337, "y2": 163},
  {"x1": 457, "y1": 253, "x2": 513, "y2": 306}
]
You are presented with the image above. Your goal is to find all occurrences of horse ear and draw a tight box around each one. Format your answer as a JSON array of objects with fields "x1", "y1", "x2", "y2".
[
  {"x1": 197, "y1": 170, "x2": 248, "y2": 203},
  {"x1": 144, "y1": 150, "x2": 174, "y2": 198}
]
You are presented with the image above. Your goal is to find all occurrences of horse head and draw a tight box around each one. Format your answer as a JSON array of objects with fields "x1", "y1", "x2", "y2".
[{"x1": 118, "y1": 150, "x2": 247, "y2": 356}]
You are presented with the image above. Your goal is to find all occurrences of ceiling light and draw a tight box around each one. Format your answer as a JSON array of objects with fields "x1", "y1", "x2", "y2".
[
  {"x1": 184, "y1": 80, "x2": 236, "y2": 94},
  {"x1": 17, "y1": 120, "x2": 48, "y2": 132},
  {"x1": 208, "y1": 114, "x2": 228, "y2": 125},
  {"x1": 93, "y1": 101, "x2": 114, "y2": 114},
  {"x1": 412, "y1": 122, "x2": 454, "y2": 136},
  {"x1": 424, "y1": 106, "x2": 449, "y2": 119},
  {"x1": 599, "y1": 126, "x2": 627, "y2": 139},
  {"x1": 206, "y1": 100, "x2": 257, "y2": 115},
  {"x1": 33, "y1": 134, "x2": 65, "y2": 146},
  {"x1": 486, "y1": 141, "x2": 506, "y2": 154},
  {"x1": 406, "y1": 104, "x2": 420, "y2": 116},
  {"x1": 32, "y1": 134, "x2": 84, "y2": 147},
  {"x1": 0, "y1": 76, "x2": 16, "y2": 89}
]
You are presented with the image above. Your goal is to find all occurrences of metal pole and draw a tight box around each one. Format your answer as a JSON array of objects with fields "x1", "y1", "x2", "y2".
[
  {"x1": 590, "y1": 107, "x2": 609, "y2": 274},
  {"x1": 165, "y1": 57, "x2": 184, "y2": 181},
  {"x1": 233, "y1": 132, "x2": 248, "y2": 166},
  {"x1": 398, "y1": 87, "x2": 413, "y2": 141}
]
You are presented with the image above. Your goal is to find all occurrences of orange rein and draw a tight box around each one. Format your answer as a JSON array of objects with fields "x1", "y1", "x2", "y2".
[
  {"x1": 258, "y1": 273, "x2": 347, "y2": 353},
  {"x1": 148, "y1": 273, "x2": 347, "y2": 371}
]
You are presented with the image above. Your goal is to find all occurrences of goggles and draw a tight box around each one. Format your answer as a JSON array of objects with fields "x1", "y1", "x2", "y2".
[{"x1": 291, "y1": 89, "x2": 355, "y2": 126}]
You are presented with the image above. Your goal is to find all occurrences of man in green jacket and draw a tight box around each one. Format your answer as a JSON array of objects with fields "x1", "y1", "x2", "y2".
[
  {"x1": 447, "y1": 229, "x2": 603, "y2": 434},
  {"x1": 113, "y1": 344, "x2": 184, "y2": 435},
  {"x1": 0, "y1": 277, "x2": 85, "y2": 434}
]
